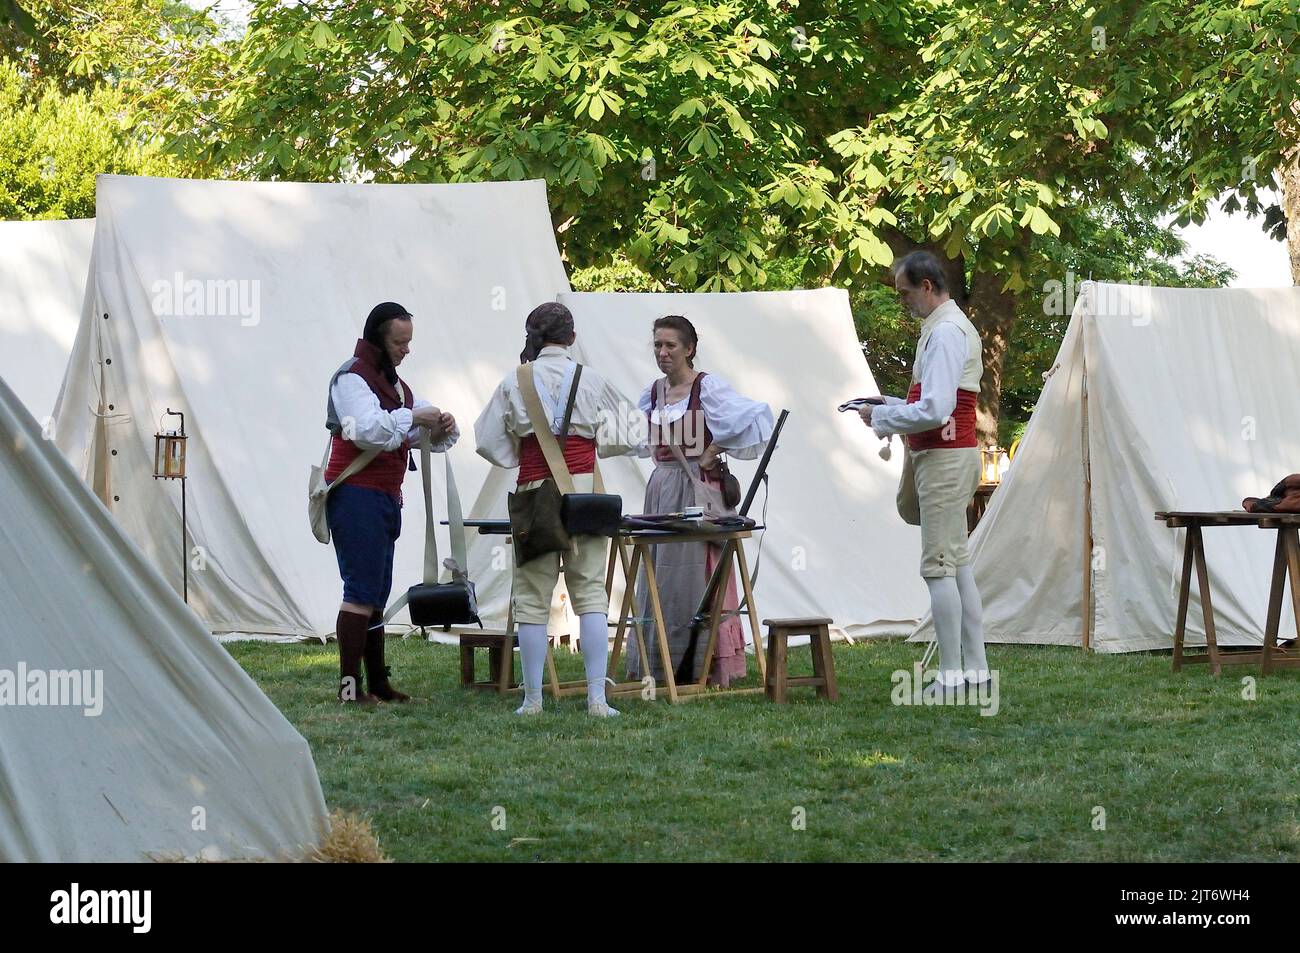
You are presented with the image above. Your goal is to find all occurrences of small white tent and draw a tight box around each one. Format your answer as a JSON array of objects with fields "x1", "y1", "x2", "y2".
[
  {"x1": 0, "y1": 218, "x2": 94, "y2": 421},
  {"x1": 0, "y1": 370, "x2": 327, "y2": 862},
  {"x1": 923, "y1": 281, "x2": 1300, "y2": 653},
  {"x1": 55, "y1": 175, "x2": 571, "y2": 639},
  {"x1": 541, "y1": 289, "x2": 928, "y2": 640}
]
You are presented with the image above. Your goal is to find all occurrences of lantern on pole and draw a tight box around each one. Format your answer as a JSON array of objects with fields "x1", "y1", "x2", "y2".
[{"x1": 152, "y1": 409, "x2": 189, "y2": 602}]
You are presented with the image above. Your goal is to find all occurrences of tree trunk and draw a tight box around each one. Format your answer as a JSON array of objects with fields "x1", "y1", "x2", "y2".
[
  {"x1": 966, "y1": 271, "x2": 1018, "y2": 447},
  {"x1": 1283, "y1": 144, "x2": 1300, "y2": 285}
]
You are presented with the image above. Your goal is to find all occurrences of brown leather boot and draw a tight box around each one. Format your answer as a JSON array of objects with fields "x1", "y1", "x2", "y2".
[
  {"x1": 365, "y1": 613, "x2": 410, "y2": 702},
  {"x1": 337, "y1": 610, "x2": 378, "y2": 705}
]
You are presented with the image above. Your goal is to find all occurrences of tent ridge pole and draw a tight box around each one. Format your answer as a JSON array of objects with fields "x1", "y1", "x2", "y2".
[{"x1": 1080, "y1": 299, "x2": 1095, "y2": 653}]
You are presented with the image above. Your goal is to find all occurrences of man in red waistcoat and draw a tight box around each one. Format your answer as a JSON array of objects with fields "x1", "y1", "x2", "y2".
[
  {"x1": 861, "y1": 252, "x2": 990, "y2": 692},
  {"x1": 325, "y1": 302, "x2": 458, "y2": 704}
]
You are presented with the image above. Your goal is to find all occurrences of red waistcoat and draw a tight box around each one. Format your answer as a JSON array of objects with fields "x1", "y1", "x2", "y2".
[{"x1": 324, "y1": 339, "x2": 414, "y2": 498}]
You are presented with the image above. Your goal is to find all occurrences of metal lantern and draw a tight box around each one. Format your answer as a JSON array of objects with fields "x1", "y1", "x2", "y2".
[
  {"x1": 152, "y1": 409, "x2": 189, "y2": 602},
  {"x1": 153, "y1": 418, "x2": 187, "y2": 479},
  {"x1": 980, "y1": 446, "x2": 1001, "y2": 485}
]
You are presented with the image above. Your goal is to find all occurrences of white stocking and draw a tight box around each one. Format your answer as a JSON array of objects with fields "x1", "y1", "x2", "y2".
[
  {"x1": 925, "y1": 576, "x2": 965, "y2": 687},
  {"x1": 580, "y1": 612, "x2": 612, "y2": 706},
  {"x1": 516, "y1": 622, "x2": 548, "y2": 712},
  {"x1": 956, "y1": 564, "x2": 988, "y2": 679}
]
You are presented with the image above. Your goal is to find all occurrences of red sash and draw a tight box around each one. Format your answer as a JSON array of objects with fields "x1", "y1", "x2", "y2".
[
  {"x1": 905, "y1": 383, "x2": 978, "y2": 450},
  {"x1": 517, "y1": 434, "x2": 596, "y2": 484}
]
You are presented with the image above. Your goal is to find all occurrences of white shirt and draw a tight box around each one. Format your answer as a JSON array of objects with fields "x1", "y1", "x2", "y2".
[
  {"x1": 636, "y1": 373, "x2": 774, "y2": 459},
  {"x1": 870, "y1": 321, "x2": 967, "y2": 438},
  {"x1": 330, "y1": 372, "x2": 460, "y2": 452},
  {"x1": 474, "y1": 345, "x2": 644, "y2": 469}
]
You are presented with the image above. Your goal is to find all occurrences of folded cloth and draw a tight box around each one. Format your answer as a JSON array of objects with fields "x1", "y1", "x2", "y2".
[
  {"x1": 1243, "y1": 474, "x2": 1300, "y2": 513},
  {"x1": 838, "y1": 396, "x2": 886, "y2": 413}
]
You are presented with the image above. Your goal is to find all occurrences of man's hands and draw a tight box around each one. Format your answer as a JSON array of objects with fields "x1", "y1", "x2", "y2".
[
  {"x1": 858, "y1": 396, "x2": 887, "y2": 428},
  {"x1": 699, "y1": 444, "x2": 721, "y2": 471},
  {"x1": 412, "y1": 405, "x2": 457, "y2": 440},
  {"x1": 433, "y1": 411, "x2": 456, "y2": 439}
]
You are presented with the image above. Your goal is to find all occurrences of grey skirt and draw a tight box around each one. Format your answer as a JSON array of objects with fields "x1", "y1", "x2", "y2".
[{"x1": 625, "y1": 458, "x2": 747, "y2": 685}]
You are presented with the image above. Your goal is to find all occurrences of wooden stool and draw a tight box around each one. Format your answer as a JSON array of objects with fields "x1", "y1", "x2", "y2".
[
  {"x1": 454, "y1": 628, "x2": 515, "y2": 694},
  {"x1": 763, "y1": 617, "x2": 838, "y2": 703}
]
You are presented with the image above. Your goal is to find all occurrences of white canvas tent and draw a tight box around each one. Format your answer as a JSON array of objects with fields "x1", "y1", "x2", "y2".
[
  {"x1": 0, "y1": 218, "x2": 95, "y2": 421},
  {"x1": 532, "y1": 289, "x2": 929, "y2": 641},
  {"x1": 55, "y1": 174, "x2": 571, "y2": 639},
  {"x1": 920, "y1": 281, "x2": 1300, "y2": 653},
  {"x1": 53, "y1": 176, "x2": 926, "y2": 642},
  {"x1": 0, "y1": 370, "x2": 327, "y2": 861}
]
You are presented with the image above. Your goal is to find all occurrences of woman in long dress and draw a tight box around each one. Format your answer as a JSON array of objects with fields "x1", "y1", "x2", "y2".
[{"x1": 626, "y1": 315, "x2": 773, "y2": 687}]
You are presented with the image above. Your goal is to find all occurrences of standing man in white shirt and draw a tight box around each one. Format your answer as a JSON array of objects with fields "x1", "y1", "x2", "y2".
[
  {"x1": 325, "y1": 301, "x2": 459, "y2": 704},
  {"x1": 473, "y1": 302, "x2": 643, "y2": 717},
  {"x1": 861, "y1": 251, "x2": 990, "y2": 691}
]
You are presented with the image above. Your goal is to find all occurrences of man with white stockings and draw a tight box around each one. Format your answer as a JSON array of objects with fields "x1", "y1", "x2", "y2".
[
  {"x1": 861, "y1": 251, "x2": 990, "y2": 692},
  {"x1": 474, "y1": 302, "x2": 642, "y2": 716}
]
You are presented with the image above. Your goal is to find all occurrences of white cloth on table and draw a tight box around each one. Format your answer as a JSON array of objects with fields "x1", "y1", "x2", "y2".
[
  {"x1": 474, "y1": 344, "x2": 644, "y2": 469},
  {"x1": 636, "y1": 372, "x2": 773, "y2": 459},
  {"x1": 329, "y1": 373, "x2": 460, "y2": 452}
]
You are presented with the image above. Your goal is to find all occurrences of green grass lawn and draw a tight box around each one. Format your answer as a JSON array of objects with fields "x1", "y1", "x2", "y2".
[{"x1": 229, "y1": 637, "x2": 1300, "y2": 862}]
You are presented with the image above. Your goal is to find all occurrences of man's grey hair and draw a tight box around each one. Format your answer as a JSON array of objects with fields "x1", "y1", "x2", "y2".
[{"x1": 892, "y1": 250, "x2": 948, "y2": 293}]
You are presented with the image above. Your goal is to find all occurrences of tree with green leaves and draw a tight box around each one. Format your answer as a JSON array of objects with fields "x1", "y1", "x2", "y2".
[
  {"x1": 187, "y1": 0, "x2": 931, "y2": 291},
  {"x1": 0, "y1": 57, "x2": 185, "y2": 219},
  {"x1": 826, "y1": 0, "x2": 1292, "y2": 442},
  {"x1": 1, "y1": 0, "x2": 236, "y2": 141},
  {"x1": 197, "y1": 1, "x2": 1249, "y2": 444}
]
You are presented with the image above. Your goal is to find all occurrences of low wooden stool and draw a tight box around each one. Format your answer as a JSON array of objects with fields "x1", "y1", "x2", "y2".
[
  {"x1": 454, "y1": 628, "x2": 515, "y2": 694},
  {"x1": 763, "y1": 617, "x2": 838, "y2": 703}
]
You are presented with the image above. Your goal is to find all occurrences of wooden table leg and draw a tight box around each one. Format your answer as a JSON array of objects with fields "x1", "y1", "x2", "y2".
[
  {"x1": 1261, "y1": 529, "x2": 1287, "y2": 674},
  {"x1": 810, "y1": 623, "x2": 838, "y2": 700},
  {"x1": 459, "y1": 642, "x2": 475, "y2": 686},
  {"x1": 771, "y1": 633, "x2": 788, "y2": 703},
  {"x1": 1284, "y1": 527, "x2": 1300, "y2": 650},
  {"x1": 1190, "y1": 525, "x2": 1221, "y2": 676},
  {"x1": 622, "y1": 541, "x2": 652, "y2": 677},
  {"x1": 1173, "y1": 530, "x2": 1193, "y2": 672},
  {"x1": 642, "y1": 544, "x2": 679, "y2": 704},
  {"x1": 603, "y1": 537, "x2": 618, "y2": 607},
  {"x1": 696, "y1": 540, "x2": 736, "y2": 686},
  {"x1": 609, "y1": 543, "x2": 641, "y2": 677},
  {"x1": 735, "y1": 539, "x2": 766, "y2": 682}
]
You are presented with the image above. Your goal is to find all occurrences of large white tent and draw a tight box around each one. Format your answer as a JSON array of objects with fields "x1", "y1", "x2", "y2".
[
  {"x1": 54, "y1": 175, "x2": 927, "y2": 641},
  {"x1": 55, "y1": 174, "x2": 572, "y2": 638},
  {"x1": 0, "y1": 370, "x2": 327, "y2": 861},
  {"x1": 921, "y1": 281, "x2": 1300, "y2": 653},
  {"x1": 0, "y1": 218, "x2": 94, "y2": 421},
  {"x1": 537, "y1": 289, "x2": 928, "y2": 641}
]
